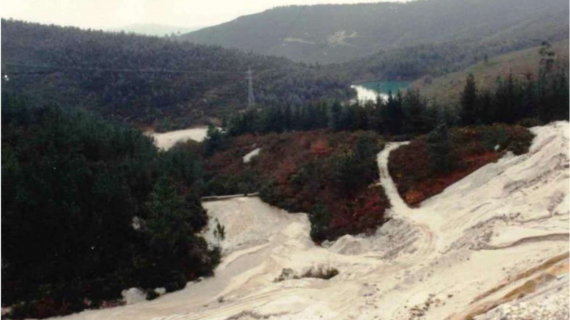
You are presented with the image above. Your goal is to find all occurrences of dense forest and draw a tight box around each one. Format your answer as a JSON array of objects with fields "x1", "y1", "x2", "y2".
[
  {"x1": 221, "y1": 43, "x2": 569, "y2": 138},
  {"x1": 1, "y1": 19, "x2": 352, "y2": 130},
  {"x1": 336, "y1": 37, "x2": 567, "y2": 82},
  {"x1": 180, "y1": 0, "x2": 569, "y2": 64},
  {"x1": 1, "y1": 96, "x2": 219, "y2": 318}
]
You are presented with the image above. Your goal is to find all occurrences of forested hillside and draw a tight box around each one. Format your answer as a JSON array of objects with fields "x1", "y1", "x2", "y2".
[
  {"x1": 179, "y1": 0, "x2": 569, "y2": 65},
  {"x1": 1, "y1": 20, "x2": 352, "y2": 129},
  {"x1": 2, "y1": 97, "x2": 219, "y2": 318},
  {"x1": 412, "y1": 40, "x2": 570, "y2": 105}
]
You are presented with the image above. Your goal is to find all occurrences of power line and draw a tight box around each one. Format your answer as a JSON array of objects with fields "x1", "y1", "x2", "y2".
[{"x1": 3, "y1": 63, "x2": 251, "y2": 75}]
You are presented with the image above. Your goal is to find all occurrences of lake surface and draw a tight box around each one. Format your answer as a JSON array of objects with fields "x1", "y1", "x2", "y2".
[{"x1": 351, "y1": 81, "x2": 411, "y2": 103}]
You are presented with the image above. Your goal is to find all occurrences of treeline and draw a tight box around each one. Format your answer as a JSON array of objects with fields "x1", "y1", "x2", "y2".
[
  {"x1": 2, "y1": 96, "x2": 219, "y2": 319},
  {"x1": 338, "y1": 38, "x2": 569, "y2": 82},
  {"x1": 459, "y1": 71, "x2": 569, "y2": 125},
  {"x1": 1, "y1": 19, "x2": 352, "y2": 129},
  {"x1": 222, "y1": 90, "x2": 449, "y2": 140},
  {"x1": 221, "y1": 56, "x2": 568, "y2": 141}
]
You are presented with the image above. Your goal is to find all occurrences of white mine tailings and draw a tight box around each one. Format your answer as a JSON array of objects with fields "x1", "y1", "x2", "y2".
[
  {"x1": 148, "y1": 127, "x2": 209, "y2": 151},
  {"x1": 351, "y1": 84, "x2": 388, "y2": 104},
  {"x1": 243, "y1": 148, "x2": 261, "y2": 163},
  {"x1": 49, "y1": 122, "x2": 569, "y2": 320}
]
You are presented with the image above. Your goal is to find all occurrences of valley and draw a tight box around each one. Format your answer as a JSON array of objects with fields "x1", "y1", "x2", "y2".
[
  {"x1": 2, "y1": 0, "x2": 569, "y2": 319},
  {"x1": 37, "y1": 121, "x2": 569, "y2": 320}
]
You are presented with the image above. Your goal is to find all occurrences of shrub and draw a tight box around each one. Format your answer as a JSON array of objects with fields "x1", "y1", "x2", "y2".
[
  {"x1": 483, "y1": 126, "x2": 508, "y2": 151},
  {"x1": 301, "y1": 266, "x2": 340, "y2": 280},
  {"x1": 273, "y1": 266, "x2": 339, "y2": 282},
  {"x1": 146, "y1": 291, "x2": 160, "y2": 301},
  {"x1": 517, "y1": 118, "x2": 543, "y2": 128},
  {"x1": 426, "y1": 122, "x2": 452, "y2": 173}
]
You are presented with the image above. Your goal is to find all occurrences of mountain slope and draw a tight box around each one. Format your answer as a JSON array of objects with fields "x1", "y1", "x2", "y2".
[
  {"x1": 179, "y1": 0, "x2": 569, "y2": 64},
  {"x1": 1, "y1": 20, "x2": 352, "y2": 128},
  {"x1": 412, "y1": 40, "x2": 569, "y2": 104}
]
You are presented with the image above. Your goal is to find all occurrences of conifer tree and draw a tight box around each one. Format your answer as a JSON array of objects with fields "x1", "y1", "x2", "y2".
[{"x1": 460, "y1": 74, "x2": 478, "y2": 125}]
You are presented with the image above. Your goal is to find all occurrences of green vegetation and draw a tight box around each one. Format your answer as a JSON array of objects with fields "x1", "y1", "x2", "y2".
[
  {"x1": 1, "y1": 19, "x2": 352, "y2": 128},
  {"x1": 225, "y1": 92, "x2": 438, "y2": 138},
  {"x1": 389, "y1": 124, "x2": 534, "y2": 206},
  {"x1": 202, "y1": 130, "x2": 390, "y2": 242},
  {"x1": 180, "y1": 0, "x2": 568, "y2": 65},
  {"x1": 413, "y1": 40, "x2": 569, "y2": 105},
  {"x1": 2, "y1": 97, "x2": 219, "y2": 319},
  {"x1": 457, "y1": 46, "x2": 569, "y2": 125}
]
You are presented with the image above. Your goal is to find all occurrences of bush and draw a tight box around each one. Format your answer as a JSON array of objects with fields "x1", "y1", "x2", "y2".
[
  {"x1": 426, "y1": 122, "x2": 452, "y2": 173},
  {"x1": 146, "y1": 291, "x2": 160, "y2": 301},
  {"x1": 273, "y1": 265, "x2": 339, "y2": 282},
  {"x1": 517, "y1": 118, "x2": 543, "y2": 128},
  {"x1": 483, "y1": 126, "x2": 508, "y2": 151},
  {"x1": 301, "y1": 266, "x2": 339, "y2": 280}
]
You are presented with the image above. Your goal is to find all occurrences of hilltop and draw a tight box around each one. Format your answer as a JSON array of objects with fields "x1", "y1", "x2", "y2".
[{"x1": 179, "y1": 0, "x2": 569, "y2": 64}]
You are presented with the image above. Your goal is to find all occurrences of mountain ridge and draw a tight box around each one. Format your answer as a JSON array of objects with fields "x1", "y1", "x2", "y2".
[{"x1": 179, "y1": 0, "x2": 569, "y2": 64}]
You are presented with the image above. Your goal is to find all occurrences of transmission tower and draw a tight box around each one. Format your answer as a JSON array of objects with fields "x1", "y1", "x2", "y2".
[{"x1": 247, "y1": 67, "x2": 255, "y2": 109}]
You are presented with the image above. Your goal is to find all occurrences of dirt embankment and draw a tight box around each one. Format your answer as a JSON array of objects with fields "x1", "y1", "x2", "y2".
[{"x1": 41, "y1": 122, "x2": 568, "y2": 320}]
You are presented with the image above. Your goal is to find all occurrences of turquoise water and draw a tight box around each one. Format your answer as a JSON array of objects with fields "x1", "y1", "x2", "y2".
[{"x1": 359, "y1": 81, "x2": 411, "y2": 95}]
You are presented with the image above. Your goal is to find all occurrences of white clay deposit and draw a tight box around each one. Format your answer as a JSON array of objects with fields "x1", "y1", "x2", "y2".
[
  {"x1": 148, "y1": 127, "x2": 209, "y2": 150},
  {"x1": 243, "y1": 148, "x2": 261, "y2": 163},
  {"x1": 47, "y1": 122, "x2": 569, "y2": 320}
]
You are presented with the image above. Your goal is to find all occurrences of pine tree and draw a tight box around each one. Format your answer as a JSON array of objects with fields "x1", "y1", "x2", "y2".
[
  {"x1": 329, "y1": 102, "x2": 342, "y2": 131},
  {"x1": 460, "y1": 74, "x2": 478, "y2": 125},
  {"x1": 426, "y1": 121, "x2": 452, "y2": 173}
]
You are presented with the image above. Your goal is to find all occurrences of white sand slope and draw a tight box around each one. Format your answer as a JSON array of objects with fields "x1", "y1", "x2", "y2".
[
  {"x1": 48, "y1": 122, "x2": 569, "y2": 320},
  {"x1": 148, "y1": 127, "x2": 209, "y2": 150}
]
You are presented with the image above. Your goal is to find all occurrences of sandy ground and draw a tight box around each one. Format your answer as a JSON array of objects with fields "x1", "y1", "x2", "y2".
[
  {"x1": 48, "y1": 122, "x2": 569, "y2": 320},
  {"x1": 147, "y1": 127, "x2": 209, "y2": 150},
  {"x1": 243, "y1": 148, "x2": 261, "y2": 163}
]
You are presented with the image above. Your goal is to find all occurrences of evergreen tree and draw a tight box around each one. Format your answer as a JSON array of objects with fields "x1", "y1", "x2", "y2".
[
  {"x1": 426, "y1": 122, "x2": 452, "y2": 173},
  {"x1": 460, "y1": 74, "x2": 478, "y2": 125},
  {"x1": 329, "y1": 102, "x2": 342, "y2": 131}
]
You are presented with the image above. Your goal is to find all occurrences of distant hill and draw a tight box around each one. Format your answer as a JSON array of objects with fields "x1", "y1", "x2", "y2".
[
  {"x1": 109, "y1": 23, "x2": 203, "y2": 37},
  {"x1": 1, "y1": 19, "x2": 352, "y2": 129},
  {"x1": 179, "y1": 0, "x2": 569, "y2": 64},
  {"x1": 412, "y1": 40, "x2": 570, "y2": 104}
]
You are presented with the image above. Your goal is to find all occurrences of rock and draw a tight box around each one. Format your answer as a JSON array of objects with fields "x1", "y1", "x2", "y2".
[{"x1": 121, "y1": 288, "x2": 146, "y2": 305}]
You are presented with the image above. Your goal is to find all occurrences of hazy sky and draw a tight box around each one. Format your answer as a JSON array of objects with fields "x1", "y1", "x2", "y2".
[{"x1": 0, "y1": 0, "x2": 412, "y2": 30}]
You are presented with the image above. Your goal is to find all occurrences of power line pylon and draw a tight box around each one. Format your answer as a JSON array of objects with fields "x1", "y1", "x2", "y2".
[{"x1": 247, "y1": 67, "x2": 255, "y2": 109}]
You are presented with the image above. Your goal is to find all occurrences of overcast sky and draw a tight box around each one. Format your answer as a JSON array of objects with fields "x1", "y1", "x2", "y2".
[{"x1": 0, "y1": 0, "x2": 412, "y2": 30}]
